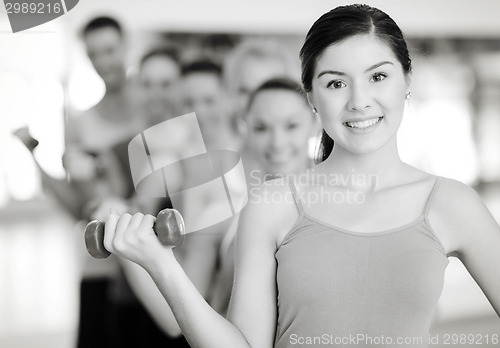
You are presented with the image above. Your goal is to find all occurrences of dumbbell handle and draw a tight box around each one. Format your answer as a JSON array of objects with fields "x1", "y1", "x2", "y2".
[{"x1": 84, "y1": 208, "x2": 185, "y2": 259}]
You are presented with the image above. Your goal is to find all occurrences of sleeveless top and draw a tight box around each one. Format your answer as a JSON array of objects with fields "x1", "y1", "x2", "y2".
[{"x1": 274, "y1": 177, "x2": 449, "y2": 348}]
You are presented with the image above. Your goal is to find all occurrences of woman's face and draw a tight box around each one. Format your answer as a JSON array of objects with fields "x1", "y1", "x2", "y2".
[
  {"x1": 84, "y1": 27, "x2": 125, "y2": 89},
  {"x1": 180, "y1": 72, "x2": 226, "y2": 135},
  {"x1": 310, "y1": 34, "x2": 410, "y2": 155},
  {"x1": 246, "y1": 89, "x2": 314, "y2": 176},
  {"x1": 139, "y1": 56, "x2": 180, "y2": 124}
]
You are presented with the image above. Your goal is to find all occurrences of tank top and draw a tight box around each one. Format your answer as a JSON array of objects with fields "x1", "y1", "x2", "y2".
[{"x1": 274, "y1": 177, "x2": 449, "y2": 348}]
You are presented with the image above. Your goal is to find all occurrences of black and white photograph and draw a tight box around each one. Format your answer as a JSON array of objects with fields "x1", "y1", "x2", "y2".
[{"x1": 1, "y1": 1, "x2": 499, "y2": 347}]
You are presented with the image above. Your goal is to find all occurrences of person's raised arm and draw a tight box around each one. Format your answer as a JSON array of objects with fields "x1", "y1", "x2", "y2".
[
  {"x1": 428, "y1": 178, "x2": 500, "y2": 317},
  {"x1": 117, "y1": 225, "x2": 228, "y2": 338},
  {"x1": 102, "y1": 180, "x2": 294, "y2": 348},
  {"x1": 12, "y1": 125, "x2": 85, "y2": 220},
  {"x1": 119, "y1": 259, "x2": 183, "y2": 337}
]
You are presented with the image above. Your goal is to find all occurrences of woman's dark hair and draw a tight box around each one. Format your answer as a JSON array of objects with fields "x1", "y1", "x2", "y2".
[
  {"x1": 181, "y1": 59, "x2": 223, "y2": 77},
  {"x1": 245, "y1": 77, "x2": 308, "y2": 114},
  {"x1": 81, "y1": 16, "x2": 122, "y2": 38},
  {"x1": 139, "y1": 47, "x2": 180, "y2": 69},
  {"x1": 300, "y1": 4, "x2": 412, "y2": 162}
]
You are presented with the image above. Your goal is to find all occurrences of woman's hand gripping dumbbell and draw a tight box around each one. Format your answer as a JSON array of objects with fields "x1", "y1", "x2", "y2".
[{"x1": 85, "y1": 208, "x2": 185, "y2": 259}]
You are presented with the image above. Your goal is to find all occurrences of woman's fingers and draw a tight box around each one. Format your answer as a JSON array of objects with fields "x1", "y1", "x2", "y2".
[
  {"x1": 115, "y1": 212, "x2": 132, "y2": 234},
  {"x1": 104, "y1": 211, "x2": 157, "y2": 253},
  {"x1": 101, "y1": 210, "x2": 176, "y2": 270},
  {"x1": 138, "y1": 214, "x2": 156, "y2": 235},
  {"x1": 129, "y1": 212, "x2": 145, "y2": 230},
  {"x1": 102, "y1": 210, "x2": 166, "y2": 267},
  {"x1": 103, "y1": 209, "x2": 120, "y2": 252},
  {"x1": 114, "y1": 213, "x2": 132, "y2": 250}
]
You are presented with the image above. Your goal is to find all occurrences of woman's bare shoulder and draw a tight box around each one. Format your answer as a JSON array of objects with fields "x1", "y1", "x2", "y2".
[
  {"x1": 433, "y1": 176, "x2": 480, "y2": 202},
  {"x1": 239, "y1": 177, "x2": 301, "y2": 247},
  {"x1": 397, "y1": 166, "x2": 481, "y2": 213},
  {"x1": 427, "y1": 176, "x2": 489, "y2": 256}
]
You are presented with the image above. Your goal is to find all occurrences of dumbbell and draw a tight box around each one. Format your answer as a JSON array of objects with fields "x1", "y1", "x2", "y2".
[
  {"x1": 13, "y1": 127, "x2": 39, "y2": 152},
  {"x1": 84, "y1": 208, "x2": 185, "y2": 259}
]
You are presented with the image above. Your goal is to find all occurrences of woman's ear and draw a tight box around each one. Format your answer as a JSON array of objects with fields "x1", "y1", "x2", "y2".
[
  {"x1": 305, "y1": 94, "x2": 323, "y2": 136},
  {"x1": 306, "y1": 93, "x2": 317, "y2": 114},
  {"x1": 405, "y1": 73, "x2": 412, "y2": 94},
  {"x1": 312, "y1": 112, "x2": 323, "y2": 136}
]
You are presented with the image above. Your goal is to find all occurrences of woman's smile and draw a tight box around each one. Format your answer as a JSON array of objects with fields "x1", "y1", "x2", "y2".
[
  {"x1": 265, "y1": 149, "x2": 296, "y2": 164},
  {"x1": 343, "y1": 116, "x2": 384, "y2": 132}
]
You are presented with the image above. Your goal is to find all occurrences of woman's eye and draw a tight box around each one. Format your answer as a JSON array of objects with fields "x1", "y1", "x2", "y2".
[
  {"x1": 253, "y1": 124, "x2": 268, "y2": 132},
  {"x1": 287, "y1": 123, "x2": 298, "y2": 130},
  {"x1": 327, "y1": 80, "x2": 346, "y2": 89},
  {"x1": 370, "y1": 73, "x2": 387, "y2": 83}
]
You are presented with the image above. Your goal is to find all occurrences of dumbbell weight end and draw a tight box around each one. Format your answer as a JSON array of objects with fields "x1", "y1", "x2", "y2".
[{"x1": 84, "y1": 209, "x2": 185, "y2": 259}]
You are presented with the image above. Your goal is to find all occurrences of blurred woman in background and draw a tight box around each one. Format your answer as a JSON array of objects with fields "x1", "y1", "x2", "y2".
[
  {"x1": 222, "y1": 39, "x2": 301, "y2": 184},
  {"x1": 209, "y1": 77, "x2": 318, "y2": 316}
]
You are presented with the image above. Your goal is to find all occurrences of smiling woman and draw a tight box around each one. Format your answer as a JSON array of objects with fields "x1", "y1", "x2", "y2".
[
  {"x1": 310, "y1": 34, "x2": 409, "y2": 157},
  {"x1": 244, "y1": 78, "x2": 316, "y2": 176},
  {"x1": 300, "y1": 6, "x2": 412, "y2": 162}
]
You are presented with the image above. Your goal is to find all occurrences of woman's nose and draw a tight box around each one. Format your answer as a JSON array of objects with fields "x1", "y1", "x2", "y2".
[
  {"x1": 270, "y1": 129, "x2": 286, "y2": 148},
  {"x1": 347, "y1": 84, "x2": 372, "y2": 112}
]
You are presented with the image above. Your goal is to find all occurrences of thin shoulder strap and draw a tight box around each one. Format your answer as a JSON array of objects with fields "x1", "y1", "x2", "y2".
[
  {"x1": 424, "y1": 176, "x2": 442, "y2": 216},
  {"x1": 288, "y1": 178, "x2": 305, "y2": 215}
]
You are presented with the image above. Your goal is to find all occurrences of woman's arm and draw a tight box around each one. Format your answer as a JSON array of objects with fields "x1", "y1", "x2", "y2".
[
  {"x1": 119, "y1": 258, "x2": 183, "y2": 337},
  {"x1": 13, "y1": 126, "x2": 86, "y2": 220},
  {"x1": 226, "y1": 193, "x2": 283, "y2": 347},
  {"x1": 177, "y1": 231, "x2": 226, "y2": 303},
  {"x1": 102, "y1": 181, "x2": 292, "y2": 348},
  {"x1": 208, "y1": 215, "x2": 240, "y2": 317},
  {"x1": 118, "y1": 231, "x2": 225, "y2": 337},
  {"x1": 428, "y1": 178, "x2": 500, "y2": 316},
  {"x1": 117, "y1": 203, "x2": 232, "y2": 336},
  {"x1": 104, "y1": 211, "x2": 249, "y2": 348}
]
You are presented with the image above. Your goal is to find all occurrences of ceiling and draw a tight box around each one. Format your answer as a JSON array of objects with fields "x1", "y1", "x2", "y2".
[{"x1": 56, "y1": 0, "x2": 500, "y2": 38}]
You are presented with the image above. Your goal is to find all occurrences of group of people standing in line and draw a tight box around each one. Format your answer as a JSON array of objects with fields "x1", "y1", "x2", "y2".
[{"x1": 16, "y1": 13, "x2": 317, "y2": 348}]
